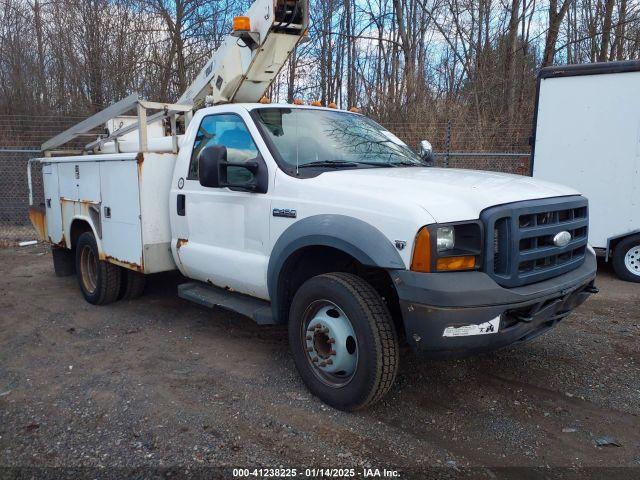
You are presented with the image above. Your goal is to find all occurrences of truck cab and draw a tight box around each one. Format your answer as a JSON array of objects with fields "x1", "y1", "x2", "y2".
[{"x1": 170, "y1": 103, "x2": 597, "y2": 409}]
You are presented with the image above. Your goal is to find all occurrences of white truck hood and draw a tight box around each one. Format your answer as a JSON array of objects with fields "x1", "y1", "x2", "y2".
[{"x1": 316, "y1": 167, "x2": 580, "y2": 223}]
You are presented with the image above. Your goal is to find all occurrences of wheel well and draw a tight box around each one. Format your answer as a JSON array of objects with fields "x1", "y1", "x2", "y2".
[
  {"x1": 275, "y1": 245, "x2": 402, "y2": 333},
  {"x1": 69, "y1": 219, "x2": 93, "y2": 249}
]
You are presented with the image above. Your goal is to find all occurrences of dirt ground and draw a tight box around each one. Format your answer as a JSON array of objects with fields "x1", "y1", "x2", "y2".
[{"x1": 1, "y1": 246, "x2": 639, "y2": 477}]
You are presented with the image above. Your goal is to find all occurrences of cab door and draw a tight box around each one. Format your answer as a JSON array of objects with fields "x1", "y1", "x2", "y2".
[{"x1": 173, "y1": 112, "x2": 271, "y2": 299}]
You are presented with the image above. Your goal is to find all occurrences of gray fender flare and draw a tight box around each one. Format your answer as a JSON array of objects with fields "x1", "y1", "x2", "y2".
[{"x1": 267, "y1": 214, "x2": 406, "y2": 323}]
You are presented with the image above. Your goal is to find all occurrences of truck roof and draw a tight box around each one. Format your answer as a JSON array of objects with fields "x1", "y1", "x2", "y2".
[{"x1": 225, "y1": 103, "x2": 362, "y2": 115}]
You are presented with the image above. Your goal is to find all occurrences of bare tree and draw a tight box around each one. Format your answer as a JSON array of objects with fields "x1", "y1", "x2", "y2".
[{"x1": 543, "y1": 0, "x2": 573, "y2": 66}]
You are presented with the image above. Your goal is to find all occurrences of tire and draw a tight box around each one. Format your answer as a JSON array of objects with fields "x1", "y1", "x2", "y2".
[
  {"x1": 288, "y1": 272, "x2": 399, "y2": 411},
  {"x1": 612, "y1": 234, "x2": 640, "y2": 283},
  {"x1": 75, "y1": 231, "x2": 122, "y2": 305},
  {"x1": 51, "y1": 245, "x2": 75, "y2": 277},
  {"x1": 119, "y1": 268, "x2": 146, "y2": 300}
]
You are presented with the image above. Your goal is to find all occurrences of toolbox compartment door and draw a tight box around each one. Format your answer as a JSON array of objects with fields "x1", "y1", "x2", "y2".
[
  {"x1": 42, "y1": 163, "x2": 63, "y2": 244},
  {"x1": 99, "y1": 160, "x2": 143, "y2": 269}
]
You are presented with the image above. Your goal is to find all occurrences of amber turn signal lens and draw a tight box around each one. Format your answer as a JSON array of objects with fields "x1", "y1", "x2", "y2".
[
  {"x1": 436, "y1": 256, "x2": 476, "y2": 272},
  {"x1": 293, "y1": 98, "x2": 304, "y2": 105},
  {"x1": 410, "y1": 227, "x2": 431, "y2": 272},
  {"x1": 310, "y1": 100, "x2": 322, "y2": 106},
  {"x1": 233, "y1": 16, "x2": 251, "y2": 32},
  {"x1": 328, "y1": 102, "x2": 337, "y2": 108}
]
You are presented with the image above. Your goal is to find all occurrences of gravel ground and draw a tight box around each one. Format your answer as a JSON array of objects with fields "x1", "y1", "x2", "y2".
[{"x1": 1, "y1": 246, "x2": 639, "y2": 477}]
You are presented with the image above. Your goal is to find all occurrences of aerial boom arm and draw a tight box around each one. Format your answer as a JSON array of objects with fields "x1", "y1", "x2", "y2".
[{"x1": 178, "y1": 0, "x2": 308, "y2": 108}]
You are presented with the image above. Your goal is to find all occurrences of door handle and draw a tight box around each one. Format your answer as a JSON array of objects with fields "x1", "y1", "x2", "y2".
[{"x1": 177, "y1": 194, "x2": 185, "y2": 216}]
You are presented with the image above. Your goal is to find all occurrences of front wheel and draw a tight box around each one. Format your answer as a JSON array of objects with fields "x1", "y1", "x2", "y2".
[
  {"x1": 288, "y1": 273, "x2": 399, "y2": 411},
  {"x1": 612, "y1": 234, "x2": 640, "y2": 283}
]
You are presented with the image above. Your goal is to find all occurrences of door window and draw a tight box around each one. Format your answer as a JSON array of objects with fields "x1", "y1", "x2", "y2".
[{"x1": 188, "y1": 114, "x2": 259, "y2": 183}]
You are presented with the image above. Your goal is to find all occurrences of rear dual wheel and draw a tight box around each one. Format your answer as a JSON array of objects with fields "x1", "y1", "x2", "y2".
[
  {"x1": 119, "y1": 269, "x2": 146, "y2": 300},
  {"x1": 76, "y1": 232, "x2": 121, "y2": 305},
  {"x1": 75, "y1": 231, "x2": 146, "y2": 304},
  {"x1": 288, "y1": 273, "x2": 399, "y2": 411}
]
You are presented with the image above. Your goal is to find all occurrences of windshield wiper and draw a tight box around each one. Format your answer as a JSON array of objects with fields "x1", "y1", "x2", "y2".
[
  {"x1": 297, "y1": 160, "x2": 360, "y2": 169},
  {"x1": 349, "y1": 160, "x2": 392, "y2": 167},
  {"x1": 298, "y1": 160, "x2": 411, "y2": 169},
  {"x1": 389, "y1": 160, "x2": 422, "y2": 167}
]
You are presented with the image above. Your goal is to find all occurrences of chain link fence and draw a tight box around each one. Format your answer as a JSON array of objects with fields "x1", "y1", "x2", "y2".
[
  {"x1": 0, "y1": 115, "x2": 531, "y2": 247},
  {"x1": 387, "y1": 120, "x2": 531, "y2": 174}
]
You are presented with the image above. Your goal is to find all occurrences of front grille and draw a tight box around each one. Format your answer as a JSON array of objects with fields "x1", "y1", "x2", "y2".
[{"x1": 481, "y1": 196, "x2": 589, "y2": 288}]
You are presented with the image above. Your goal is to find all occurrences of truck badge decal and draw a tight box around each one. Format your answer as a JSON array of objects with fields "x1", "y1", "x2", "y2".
[
  {"x1": 273, "y1": 208, "x2": 296, "y2": 218},
  {"x1": 553, "y1": 231, "x2": 572, "y2": 247}
]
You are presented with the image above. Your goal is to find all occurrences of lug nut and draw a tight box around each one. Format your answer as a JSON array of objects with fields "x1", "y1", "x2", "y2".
[
  {"x1": 325, "y1": 359, "x2": 333, "y2": 365},
  {"x1": 329, "y1": 350, "x2": 336, "y2": 356},
  {"x1": 311, "y1": 357, "x2": 318, "y2": 363},
  {"x1": 327, "y1": 338, "x2": 335, "y2": 344}
]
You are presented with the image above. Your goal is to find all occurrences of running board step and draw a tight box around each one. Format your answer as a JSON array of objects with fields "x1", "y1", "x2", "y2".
[{"x1": 178, "y1": 282, "x2": 275, "y2": 325}]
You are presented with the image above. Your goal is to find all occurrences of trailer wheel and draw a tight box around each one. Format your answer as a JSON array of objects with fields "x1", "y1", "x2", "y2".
[
  {"x1": 119, "y1": 269, "x2": 146, "y2": 300},
  {"x1": 75, "y1": 232, "x2": 122, "y2": 304},
  {"x1": 612, "y1": 234, "x2": 640, "y2": 283},
  {"x1": 288, "y1": 272, "x2": 399, "y2": 411}
]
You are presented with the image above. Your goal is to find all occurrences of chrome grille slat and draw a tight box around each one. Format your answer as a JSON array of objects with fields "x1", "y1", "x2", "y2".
[
  {"x1": 481, "y1": 196, "x2": 589, "y2": 288},
  {"x1": 519, "y1": 218, "x2": 588, "y2": 239},
  {"x1": 518, "y1": 238, "x2": 587, "y2": 262}
]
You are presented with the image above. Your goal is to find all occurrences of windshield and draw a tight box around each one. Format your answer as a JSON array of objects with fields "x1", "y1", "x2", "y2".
[{"x1": 252, "y1": 108, "x2": 424, "y2": 173}]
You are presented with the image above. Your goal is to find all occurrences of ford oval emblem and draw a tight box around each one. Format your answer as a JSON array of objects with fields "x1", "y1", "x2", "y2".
[{"x1": 553, "y1": 231, "x2": 572, "y2": 247}]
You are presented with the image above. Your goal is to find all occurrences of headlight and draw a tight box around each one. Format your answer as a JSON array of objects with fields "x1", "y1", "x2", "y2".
[
  {"x1": 411, "y1": 222, "x2": 482, "y2": 273},
  {"x1": 436, "y1": 226, "x2": 455, "y2": 251}
]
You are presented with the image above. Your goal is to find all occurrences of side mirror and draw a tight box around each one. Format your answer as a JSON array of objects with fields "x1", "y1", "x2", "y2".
[
  {"x1": 198, "y1": 145, "x2": 225, "y2": 188},
  {"x1": 198, "y1": 145, "x2": 264, "y2": 192},
  {"x1": 418, "y1": 140, "x2": 436, "y2": 165}
]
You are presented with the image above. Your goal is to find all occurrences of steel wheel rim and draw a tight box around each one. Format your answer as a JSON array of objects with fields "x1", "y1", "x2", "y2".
[
  {"x1": 624, "y1": 245, "x2": 640, "y2": 276},
  {"x1": 80, "y1": 245, "x2": 98, "y2": 293},
  {"x1": 300, "y1": 299, "x2": 358, "y2": 388}
]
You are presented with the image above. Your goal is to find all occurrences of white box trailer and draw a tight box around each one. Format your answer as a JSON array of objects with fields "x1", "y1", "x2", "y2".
[
  {"x1": 34, "y1": 152, "x2": 177, "y2": 274},
  {"x1": 531, "y1": 60, "x2": 640, "y2": 282}
]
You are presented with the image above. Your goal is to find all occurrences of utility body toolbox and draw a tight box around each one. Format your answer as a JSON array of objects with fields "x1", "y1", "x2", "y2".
[{"x1": 33, "y1": 152, "x2": 177, "y2": 274}]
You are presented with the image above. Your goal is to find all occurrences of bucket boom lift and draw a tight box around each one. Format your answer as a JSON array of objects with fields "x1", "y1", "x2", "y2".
[{"x1": 40, "y1": 0, "x2": 308, "y2": 154}]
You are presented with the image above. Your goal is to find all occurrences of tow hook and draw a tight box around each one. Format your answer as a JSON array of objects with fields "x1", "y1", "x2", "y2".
[{"x1": 585, "y1": 285, "x2": 599, "y2": 294}]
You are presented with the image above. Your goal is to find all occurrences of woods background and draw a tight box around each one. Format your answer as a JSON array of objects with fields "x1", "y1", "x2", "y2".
[{"x1": 1, "y1": 0, "x2": 639, "y2": 126}]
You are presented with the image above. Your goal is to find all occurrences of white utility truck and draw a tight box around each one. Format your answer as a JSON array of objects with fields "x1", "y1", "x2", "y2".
[
  {"x1": 532, "y1": 60, "x2": 640, "y2": 282},
  {"x1": 28, "y1": 0, "x2": 597, "y2": 410}
]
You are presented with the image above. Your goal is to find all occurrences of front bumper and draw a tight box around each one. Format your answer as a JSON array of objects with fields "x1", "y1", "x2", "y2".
[{"x1": 391, "y1": 249, "x2": 598, "y2": 358}]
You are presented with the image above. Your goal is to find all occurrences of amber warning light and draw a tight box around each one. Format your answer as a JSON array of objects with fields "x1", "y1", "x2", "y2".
[{"x1": 233, "y1": 16, "x2": 251, "y2": 32}]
